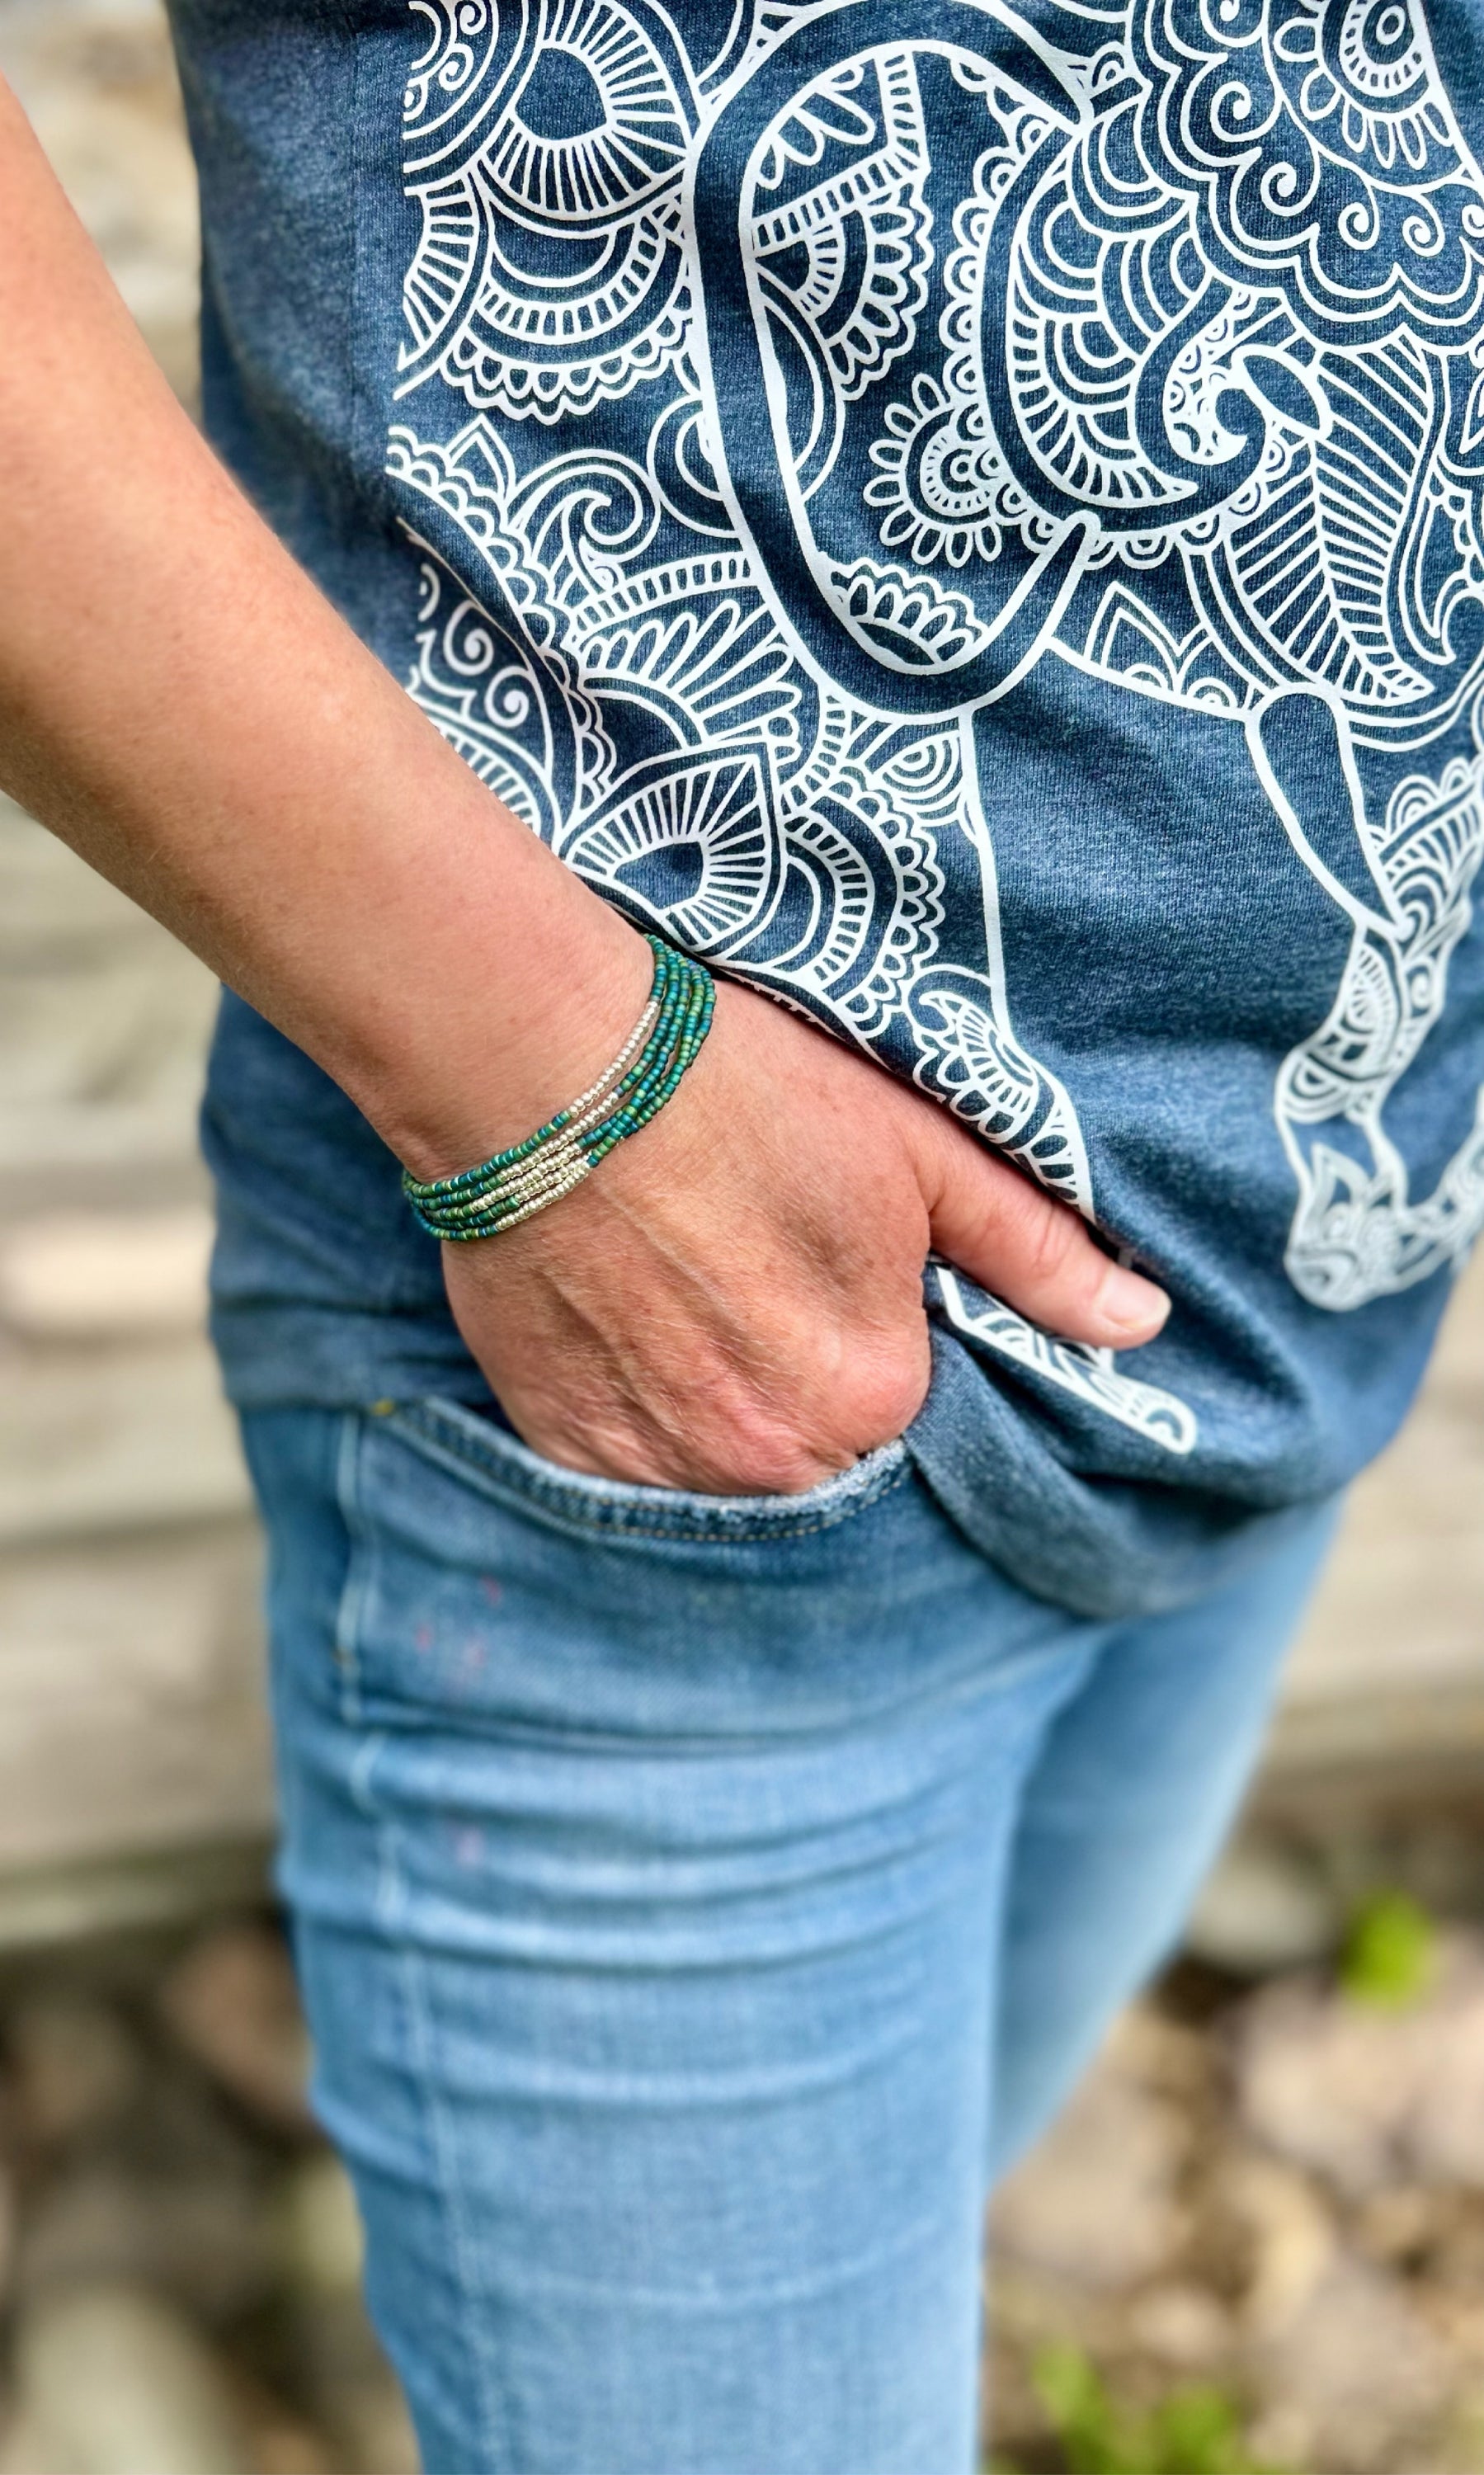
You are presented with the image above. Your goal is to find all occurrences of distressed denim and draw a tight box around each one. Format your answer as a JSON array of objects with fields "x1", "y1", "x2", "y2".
[{"x1": 245, "y1": 1401, "x2": 1336, "y2": 2475}]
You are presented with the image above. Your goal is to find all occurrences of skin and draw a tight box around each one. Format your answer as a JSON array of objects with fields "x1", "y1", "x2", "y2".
[{"x1": 0, "y1": 77, "x2": 1170, "y2": 1493}]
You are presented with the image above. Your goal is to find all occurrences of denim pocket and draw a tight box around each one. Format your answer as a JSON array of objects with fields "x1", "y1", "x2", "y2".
[
  {"x1": 380, "y1": 1398, "x2": 911, "y2": 1547},
  {"x1": 327, "y1": 1400, "x2": 968, "y2": 1744}
]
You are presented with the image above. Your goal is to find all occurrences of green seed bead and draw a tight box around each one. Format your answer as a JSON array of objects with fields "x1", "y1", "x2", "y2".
[{"x1": 402, "y1": 935, "x2": 714, "y2": 1242}]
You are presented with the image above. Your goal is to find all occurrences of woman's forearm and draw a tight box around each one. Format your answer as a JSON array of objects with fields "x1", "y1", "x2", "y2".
[
  {"x1": 0, "y1": 76, "x2": 652, "y2": 1180},
  {"x1": 0, "y1": 69, "x2": 1167, "y2": 1503}
]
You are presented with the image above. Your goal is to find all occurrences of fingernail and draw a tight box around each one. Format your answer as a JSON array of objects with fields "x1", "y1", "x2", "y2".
[{"x1": 1095, "y1": 1262, "x2": 1171, "y2": 1341}]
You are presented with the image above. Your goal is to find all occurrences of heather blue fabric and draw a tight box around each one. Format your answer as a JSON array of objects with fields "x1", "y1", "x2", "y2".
[
  {"x1": 244, "y1": 1402, "x2": 1336, "y2": 2475},
  {"x1": 172, "y1": 0, "x2": 1484, "y2": 1615}
]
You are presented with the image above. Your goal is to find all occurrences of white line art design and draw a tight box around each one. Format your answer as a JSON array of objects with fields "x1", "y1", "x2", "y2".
[
  {"x1": 934, "y1": 1265, "x2": 1199, "y2": 1450},
  {"x1": 393, "y1": 0, "x2": 1484, "y2": 1448}
]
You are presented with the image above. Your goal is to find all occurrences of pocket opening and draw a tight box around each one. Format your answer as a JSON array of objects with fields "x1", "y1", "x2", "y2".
[{"x1": 378, "y1": 1399, "x2": 911, "y2": 1547}]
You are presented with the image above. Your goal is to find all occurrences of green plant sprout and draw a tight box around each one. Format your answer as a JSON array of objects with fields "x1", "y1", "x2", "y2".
[
  {"x1": 987, "y1": 2343, "x2": 1298, "y2": 2475},
  {"x1": 1340, "y1": 1889, "x2": 1436, "y2": 2009}
]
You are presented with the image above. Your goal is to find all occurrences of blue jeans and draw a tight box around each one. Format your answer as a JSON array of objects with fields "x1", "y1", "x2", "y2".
[{"x1": 243, "y1": 1403, "x2": 1336, "y2": 2475}]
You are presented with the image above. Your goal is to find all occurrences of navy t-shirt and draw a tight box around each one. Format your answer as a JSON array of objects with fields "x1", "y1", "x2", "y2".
[{"x1": 170, "y1": 0, "x2": 1484, "y2": 1615}]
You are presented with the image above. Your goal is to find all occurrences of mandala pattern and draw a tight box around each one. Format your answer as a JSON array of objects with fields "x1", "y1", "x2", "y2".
[
  {"x1": 933, "y1": 1267, "x2": 1200, "y2": 1452},
  {"x1": 1272, "y1": 718, "x2": 1484, "y2": 1304},
  {"x1": 400, "y1": 0, "x2": 695, "y2": 418},
  {"x1": 392, "y1": 0, "x2": 1484, "y2": 1450}
]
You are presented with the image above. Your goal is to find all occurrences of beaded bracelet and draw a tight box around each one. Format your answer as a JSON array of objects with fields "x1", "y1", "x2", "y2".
[{"x1": 402, "y1": 935, "x2": 716, "y2": 1242}]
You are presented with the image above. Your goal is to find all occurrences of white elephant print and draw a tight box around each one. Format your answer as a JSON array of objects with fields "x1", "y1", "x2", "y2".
[{"x1": 389, "y1": 0, "x2": 1484, "y2": 1443}]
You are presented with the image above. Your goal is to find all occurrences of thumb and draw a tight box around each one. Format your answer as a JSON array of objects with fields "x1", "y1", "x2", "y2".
[{"x1": 914, "y1": 1115, "x2": 1170, "y2": 1350}]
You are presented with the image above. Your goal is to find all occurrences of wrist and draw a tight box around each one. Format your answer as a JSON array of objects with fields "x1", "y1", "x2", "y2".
[
  {"x1": 353, "y1": 879, "x2": 659, "y2": 1186},
  {"x1": 402, "y1": 936, "x2": 716, "y2": 1240}
]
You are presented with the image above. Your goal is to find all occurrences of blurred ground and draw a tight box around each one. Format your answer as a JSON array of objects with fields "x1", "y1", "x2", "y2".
[
  {"x1": 0, "y1": 1917, "x2": 417, "y2": 2475},
  {"x1": 4, "y1": 0, "x2": 1484, "y2": 2468},
  {"x1": 988, "y1": 1930, "x2": 1484, "y2": 2474}
]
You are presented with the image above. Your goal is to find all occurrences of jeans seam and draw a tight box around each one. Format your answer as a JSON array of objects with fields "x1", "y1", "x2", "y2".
[
  {"x1": 381, "y1": 1811, "x2": 512, "y2": 2475},
  {"x1": 332, "y1": 1411, "x2": 371, "y2": 1725},
  {"x1": 389, "y1": 1405, "x2": 913, "y2": 1544}
]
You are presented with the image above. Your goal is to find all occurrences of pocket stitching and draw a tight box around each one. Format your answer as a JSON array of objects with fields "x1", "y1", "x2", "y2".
[{"x1": 386, "y1": 1403, "x2": 912, "y2": 1544}]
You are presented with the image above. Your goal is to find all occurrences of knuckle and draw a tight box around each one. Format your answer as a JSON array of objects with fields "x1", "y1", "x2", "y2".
[
  {"x1": 1011, "y1": 1189, "x2": 1086, "y2": 1289},
  {"x1": 848, "y1": 1335, "x2": 930, "y2": 1442},
  {"x1": 704, "y1": 1393, "x2": 834, "y2": 1496}
]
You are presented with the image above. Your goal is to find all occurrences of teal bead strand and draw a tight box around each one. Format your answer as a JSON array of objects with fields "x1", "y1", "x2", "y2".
[{"x1": 401, "y1": 936, "x2": 716, "y2": 1243}]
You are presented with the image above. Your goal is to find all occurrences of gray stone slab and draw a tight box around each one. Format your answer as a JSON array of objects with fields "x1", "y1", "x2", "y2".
[
  {"x1": 0, "y1": 0, "x2": 200, "y2": 403},
  {"x1": 0, "y1": 1522, "x2": 271, "y2": 1879},
  {"x1": 1266, "y1": 1247, "x2": 1484, "y2": 1795},
  {"x1": 0, "y1": 1341, "x2": 248, "y2": 1546},
  {"x1": 0, "y1": 803, "x2": 217, "y2": 1195}
]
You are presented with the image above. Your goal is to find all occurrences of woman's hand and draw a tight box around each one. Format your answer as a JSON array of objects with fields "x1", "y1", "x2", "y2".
[
  {"x1": 0, "y1": 83, "x2": 1163, "y2": 1489},
  {"x1": 440, "y1": 976, "x2": 1168, "y2": 1495}
]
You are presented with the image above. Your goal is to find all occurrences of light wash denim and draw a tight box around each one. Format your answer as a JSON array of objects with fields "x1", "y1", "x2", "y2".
[{"x1": 245, "y1": 1401, "x2": 1336, "y2": 2475}]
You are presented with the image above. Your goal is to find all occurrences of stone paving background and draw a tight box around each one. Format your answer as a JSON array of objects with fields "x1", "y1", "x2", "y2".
[{"x1": 3, "y1": 1, "x2": 1484, "y2": 2466}]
